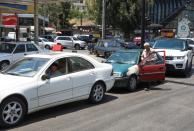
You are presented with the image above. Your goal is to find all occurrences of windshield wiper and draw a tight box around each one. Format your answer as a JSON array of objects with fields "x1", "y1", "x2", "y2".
[{"x1": 115, "y1": 61, "x2": 127, "y2": 64}]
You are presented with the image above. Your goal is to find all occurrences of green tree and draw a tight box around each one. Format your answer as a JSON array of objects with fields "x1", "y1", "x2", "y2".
[
  {"x1": 85, "y1": 0, "x2": 102, "y2": 24},
  {"x1": 39, "y1": 2, "x2": 72, "y2": 30},
  {"x1": 85, "y1": 0, "x2": 154, "y2": 37}
]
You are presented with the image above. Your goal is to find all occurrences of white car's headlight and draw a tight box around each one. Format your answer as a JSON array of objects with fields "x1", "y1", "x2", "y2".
[{"x1": 176, "y1": 56, "x2": 185, "y2": 60}]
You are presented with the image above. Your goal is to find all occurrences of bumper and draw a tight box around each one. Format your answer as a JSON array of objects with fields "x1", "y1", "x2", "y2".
[
  {"x1": 166, "y1": 59, "x2": 187, "y2": 71},
  {"x1": 104, "y1": 76, "x2": 115, "y2": 91},
  {"x1": 114, "y1": 77, "x2": 129, "y2": 88}
]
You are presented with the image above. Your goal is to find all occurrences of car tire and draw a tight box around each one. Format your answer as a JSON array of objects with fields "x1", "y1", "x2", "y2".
[
  {"x1": 0, "y1": 61, "x2": 9, "y2": 70},
  {"x1": 183, "y1": 61, "x2": 189, "y2": 77},
  {"x1": 189, "y1": 59, "x2": 193, "y2": 71},
  {"x1": 89, "y1": 82, "x2": 105, "y2": 104},
  {"x1": 127, "y1": 75, "x2": 137, "y2": 91},
  {"x1": 45, "y1": 45, "x2": 50, "y2": 50},
  {"x1": 0, "y1": 97, "x2": 27, "y2": 127},
  {"x1": 75, "y1": 44, "x2": 80, "y2": 50}
]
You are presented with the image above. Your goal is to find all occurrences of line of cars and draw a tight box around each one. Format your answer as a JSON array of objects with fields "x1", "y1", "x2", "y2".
[
  {"x1": 40, "y1": 34, "x2": 92, "y2": 50},
  {"x1": 0, "y1": 38, "x2": 192, "y2": 128},
  {"x1": 0, "y1": 39, "x2": 167, "y2": 128}
]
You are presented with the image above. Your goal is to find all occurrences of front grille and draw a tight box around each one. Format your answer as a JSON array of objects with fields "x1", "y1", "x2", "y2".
[
  {"x1": 166, "y1": 64, "x2": 175, "y2": 70},
  {"x1": 166, "y1": 56, "x2": 174, "y2": 60}
]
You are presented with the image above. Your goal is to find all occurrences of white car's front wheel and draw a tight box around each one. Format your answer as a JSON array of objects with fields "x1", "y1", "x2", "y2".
[
  {"x1": 0, "y1": 97, "x2": 26, "y2": 127},
  {"x1": 45, "y1": 45, "x2": 50, "y2": 50},
  {"x1": 89, "y1": 82, "x2": 105, "y2": 103}
]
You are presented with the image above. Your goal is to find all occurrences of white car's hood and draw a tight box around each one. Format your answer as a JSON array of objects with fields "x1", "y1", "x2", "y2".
[
  {"x1": 0, "y1": 74, "x2": 34, "y2": 92},
  {"x1": 0, "y1": 53, "x2": 12, "y2": 58},
  {"x1": 155, "y1": 49, "x2": 187, "y2": 57}
]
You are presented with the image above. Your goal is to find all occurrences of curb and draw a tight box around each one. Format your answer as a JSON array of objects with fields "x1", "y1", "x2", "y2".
[{"x1": 166, "y1": 80, "x2": 194, "y2": 86}]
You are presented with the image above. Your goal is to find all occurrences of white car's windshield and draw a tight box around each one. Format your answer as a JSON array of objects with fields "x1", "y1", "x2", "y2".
[
  {"x1": 154, "y1": 39, "x2": 185, "y2": 50},
  {"x1": 107, "y1": 52, "x2": 140, "y2": 64},
  {"x1": 4, "y1": 58, "x2": 49, "y2": 77},
  {"x1": 0, "y1": 43, "x2": 16, "y2": 53}
]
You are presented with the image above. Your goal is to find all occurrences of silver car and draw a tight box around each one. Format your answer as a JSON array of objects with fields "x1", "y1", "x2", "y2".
[{"x1": 55, "y1": 36, "x2": 86, "y2": 50}]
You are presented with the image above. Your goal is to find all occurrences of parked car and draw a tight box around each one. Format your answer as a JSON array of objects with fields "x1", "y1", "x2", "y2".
[
  {"x1": 0, "y1": 52, "x2": 115, "y2": 127},
  {"x1": 153, "y1": 39, "x2": 193, "y2": 75},
  {"x1": 38, "y1": 38, "x2": 55, "y2": 49},
  {"x1": 94, "y1": 39, "x2": 125, "y2": 58},
  {"x1": 76, "y1": 34, "x2": 93, "y2": 44},
  {"x1": 106, "y1": 50, "x2": 166, "y2": 91},
  {"x1": 54, "y1": 36, "x2": 86, "y2": 50},
  {"x1": 0, "y1": 42, "x2": 41, "y2": 70},
  {"x1": 40, "y1": 34, "x2": 57, "y2": 42}
]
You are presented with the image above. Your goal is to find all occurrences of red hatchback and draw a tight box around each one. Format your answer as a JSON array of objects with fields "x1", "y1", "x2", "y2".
[{"x1": 106, "y1": 50, "x2": 166, "y2": 91}]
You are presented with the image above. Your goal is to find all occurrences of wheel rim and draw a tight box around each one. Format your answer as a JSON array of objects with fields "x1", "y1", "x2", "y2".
[
  {"x1": 45, "y1": 45, "x2": 50, "y2": 49},
  {"x1": 2, "y1": 101, "x2": 23, "y2": 125},
  {"x1": 93, "y1": 84, "x2": 104, "y2": 102},
  {"x1": 75, "y1": 45, "x2": 80, "y2": 50},
  {"x1": 129, "y1": 77, "x2": 136, "y2": 90},
  {"x1": 1, "y1": 63, "x2": 8, "y2": 70}
]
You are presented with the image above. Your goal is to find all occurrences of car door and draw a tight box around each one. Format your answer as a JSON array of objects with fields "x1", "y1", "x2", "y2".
[
  {"x1": 67, "y1": 57, "x2": 96, "y2": 97},
  {"x1": 38, "y1": 58, "x2": 73, "y2": 106},
  {"x1": 98, "y1": 42, "x2": 105, "y2": 56},
  {"x1": 139, "y1": 51, "x2": 166, "y2": 82},
  {"x1": 12, "y1": 44, "x2": 26, "y2": 62},
  {"x1": 65, "y1": 37, "x2": 74, "y2": 48},
  {"x1": 56, "y1": 37, "x2": 65, "y2": 46}
]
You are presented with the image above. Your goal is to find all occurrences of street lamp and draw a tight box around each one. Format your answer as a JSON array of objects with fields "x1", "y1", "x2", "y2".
[{"x1": 141, "y1": 0, "x2": 145, "y2": 49}]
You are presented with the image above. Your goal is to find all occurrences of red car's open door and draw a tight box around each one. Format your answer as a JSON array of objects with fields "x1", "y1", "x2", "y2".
[{"x1": 139, "y1": 51, "x2": 166, "y2": 82}]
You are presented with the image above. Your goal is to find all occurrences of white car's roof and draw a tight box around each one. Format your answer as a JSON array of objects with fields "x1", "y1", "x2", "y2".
[{"x1": 26, "y1": 52, "x2": 92, "y2": 59}]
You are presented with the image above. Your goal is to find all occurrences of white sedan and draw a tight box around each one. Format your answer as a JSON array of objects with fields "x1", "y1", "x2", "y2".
[
  {"x1": 0, "y1": 52, "x2": 115, "y2": 127},
  {"x1": 38, "y1": 38, "x2": 56, "y2": 49},
  {"x1": 0, "y1": 42, "x2": 41, "y2": 70}
]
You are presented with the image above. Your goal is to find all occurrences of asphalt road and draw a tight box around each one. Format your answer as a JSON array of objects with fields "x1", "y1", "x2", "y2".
[{"x1": 4, "y1": 49, "x2": 194, "y2": 131}]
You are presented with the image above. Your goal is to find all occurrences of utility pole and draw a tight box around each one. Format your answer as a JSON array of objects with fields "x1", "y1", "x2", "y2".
[
  {"x1": 43, "y1": 2, "x2": 46, "y2": 35},
  {"x1": 15, "y1": 13, "x2": 19, "y2": 42},
  {"x1": 102, "y1": 0, "x2": 106, "y2": 39},
  {"x1": 34, "y1": 0, "x2": 39, "y2": 45},
  {"x1": 141, "y1": 0, "x2": 145, "y2": 48}
]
